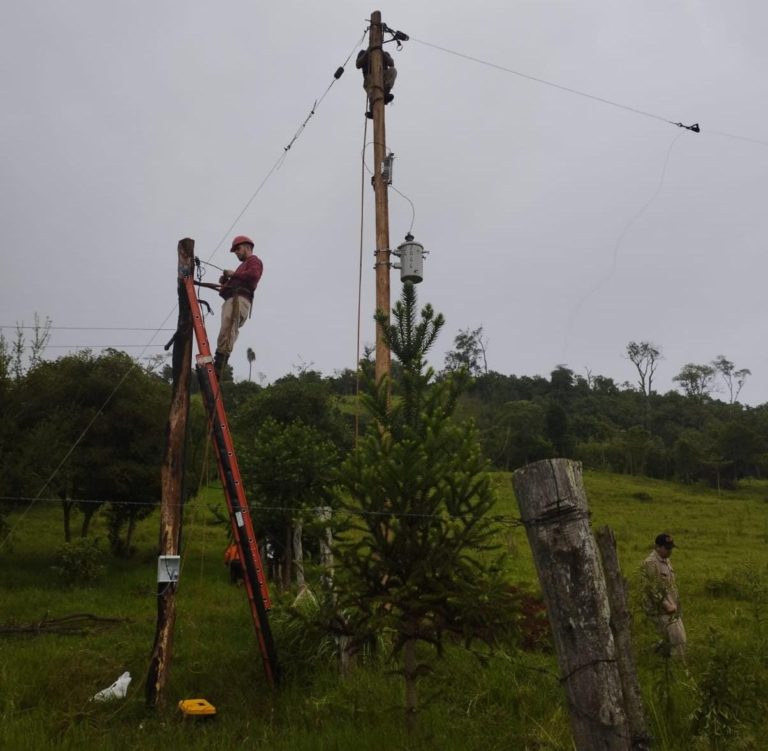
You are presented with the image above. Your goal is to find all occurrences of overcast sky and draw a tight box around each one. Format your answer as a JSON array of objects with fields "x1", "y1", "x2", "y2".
[{"x1": 3, "y1": 2, "x2": 768, "y2": 404}]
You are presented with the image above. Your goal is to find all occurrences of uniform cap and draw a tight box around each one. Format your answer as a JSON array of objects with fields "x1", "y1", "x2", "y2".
[{"x1": 655, "y1": 533, "x2": 676, "y2": 549}]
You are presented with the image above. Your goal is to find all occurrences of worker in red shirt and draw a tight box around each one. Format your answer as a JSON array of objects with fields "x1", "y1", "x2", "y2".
[{"x1": 214, "y1": 235, "x2": 263, "y2": 380}]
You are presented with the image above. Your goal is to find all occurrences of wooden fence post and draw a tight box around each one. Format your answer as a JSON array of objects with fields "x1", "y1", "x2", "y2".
[
  {"x1": 595, "y1": 526, "x2": 651, "y2": 751},
  {"x1": 512, "y1": 459, "x2": 631, "y2": 751},
  {"x1": 146, "y1": 237, "x2": 194, "y2": 708}
]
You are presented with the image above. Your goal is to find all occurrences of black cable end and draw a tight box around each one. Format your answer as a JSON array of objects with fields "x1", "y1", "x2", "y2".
[{"x1": 334, "y1": 66, "x2": 344, "y2": 80}]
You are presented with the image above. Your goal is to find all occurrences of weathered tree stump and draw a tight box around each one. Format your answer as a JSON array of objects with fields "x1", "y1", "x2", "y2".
[{"x1": 513, "y1": 459, "x2": 631, "y2": 751}]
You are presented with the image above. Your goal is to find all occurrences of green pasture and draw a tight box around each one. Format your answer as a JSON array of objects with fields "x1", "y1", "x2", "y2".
[{"x1": 2, "y1": 471, "x2": 768, "y2": 750}]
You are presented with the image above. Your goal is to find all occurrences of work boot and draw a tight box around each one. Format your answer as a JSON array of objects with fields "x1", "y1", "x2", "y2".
[
  {"x1": 213, "y1": 351, "x2": 228, "y2": 381},
  {"x1": 385, "y1": 93, "x2": 394, "y2": 104}
]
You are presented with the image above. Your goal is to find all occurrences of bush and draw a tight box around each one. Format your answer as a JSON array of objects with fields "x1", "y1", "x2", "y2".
[
  {"x1": 52, "y1": 537, "x2": 106, "y2": 584},
  {"x1": 690, "y1": 631, "x2": 751, "y2": 746}
]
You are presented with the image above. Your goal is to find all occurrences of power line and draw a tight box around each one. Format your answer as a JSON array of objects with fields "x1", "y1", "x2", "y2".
[
  {"x1": 707, "y1": 129, "x2": 768, "y2": 148},
  {"x1": 1, "y1": 326, "x2": 175, "y2": 332},
  {"x1": 43, "y1": 345, "x2": 169, "y2": 349},
  {"x1": 204, "y1": 29, "x2": 368, "y2": 264},
  {"x1": 0, "y1": 494, "x2": 524, "y2": 526},
  {"x1": 411, "y1": 36, "x2": 699, "y2": 132}
]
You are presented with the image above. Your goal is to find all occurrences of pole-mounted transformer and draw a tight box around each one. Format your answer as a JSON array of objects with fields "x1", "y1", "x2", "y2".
[{"x1": 392, "y1": 233, "x2": 427, "y2": 284}]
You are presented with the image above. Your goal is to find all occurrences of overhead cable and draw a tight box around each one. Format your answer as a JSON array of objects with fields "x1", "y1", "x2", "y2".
[
  {"x1": 206, "y1": 29, "x2": 368, "y2": 263},
  {"x1": 1, "y1": 325, "x2": 175, "y2": 332},
  {"x1": 0, "y1": 494, "x2": 524, "y2": 526},
  {"x1": 411, "y1": 36, "x2": 700, "y2": 133}
]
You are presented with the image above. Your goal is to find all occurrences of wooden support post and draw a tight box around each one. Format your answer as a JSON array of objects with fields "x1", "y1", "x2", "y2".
[
  {"x1": 512, "y1": 459, "x2": 631, "y2": 751},
  {"x1": 369, "y1": 10, "x2": 392, "y2": 387},
  {"x1": 146, "y1": 237, "x2": 194, "y2": 708},
  {"x1": 595, "y1": 526, "x2": 651, "y2": 751}
]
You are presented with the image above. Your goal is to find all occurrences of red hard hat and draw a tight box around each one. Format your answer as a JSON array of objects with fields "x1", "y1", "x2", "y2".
[{"x1": 231, "y1": 235, "x2": 254, "y2": 251}]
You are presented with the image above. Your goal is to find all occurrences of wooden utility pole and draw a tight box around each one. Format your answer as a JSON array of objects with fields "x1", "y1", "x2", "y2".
[
  {"x1": 146, "y1": 237, "x2": 194, "y2": 708},
  {"x1": 513, "y1": 459, "x2": 631, "y2": 751},
  {"x1": 369, "y1": 10, "x2": 392, "y2": 385}
]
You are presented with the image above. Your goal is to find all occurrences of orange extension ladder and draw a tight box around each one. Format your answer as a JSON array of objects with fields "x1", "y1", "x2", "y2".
[{"x1": 182, "y1": 274, "x2": 280, "y2": 688}]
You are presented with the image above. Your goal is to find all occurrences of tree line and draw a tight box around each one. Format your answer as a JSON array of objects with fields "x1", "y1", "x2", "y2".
[{"x1": 2, "y1": 320, "x2": 764, "y2": 562}]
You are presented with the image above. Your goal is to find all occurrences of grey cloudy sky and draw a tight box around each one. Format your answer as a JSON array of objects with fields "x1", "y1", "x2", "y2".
[{"x1": 2, "y1": 2, "x2": 767, "y2": 403}]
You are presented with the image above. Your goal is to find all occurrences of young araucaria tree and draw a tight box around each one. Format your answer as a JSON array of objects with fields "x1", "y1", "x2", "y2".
[{"x1": 334, "y1": 282, "x2": 508, "y2": 731}]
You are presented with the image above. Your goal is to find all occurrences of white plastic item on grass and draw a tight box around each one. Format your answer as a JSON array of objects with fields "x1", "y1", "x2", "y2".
[{"x1": 92, "y1": 671, "x2": 132, "y2": 701}]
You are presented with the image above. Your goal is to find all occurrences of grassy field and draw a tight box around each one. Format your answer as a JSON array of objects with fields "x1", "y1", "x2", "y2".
[{"x1": 2, "y1": 471, "x2": 768, "y2": 750}]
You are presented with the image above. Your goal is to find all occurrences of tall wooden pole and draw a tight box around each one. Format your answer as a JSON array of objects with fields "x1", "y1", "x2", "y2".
[
  {"x1": 146, "y1": 237, "x2": 194, "y2": 708},
  {"x1": 369, "y1": 10, "x2": 392, "y2": 386}
]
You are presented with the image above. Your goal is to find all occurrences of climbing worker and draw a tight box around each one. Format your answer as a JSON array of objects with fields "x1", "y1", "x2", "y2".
[
  {"x1": 641, "y1": 532, "x2": 687, "y2": 658},
  {"x1": 356, "y1": 47, "x2": 397, "y2": 117},
  {"x1": 224, "y1": 541, "x2": 243, "y2": 584},
  {"x1": 213, "y1": 235, "x2": 263, "y2": 380}
]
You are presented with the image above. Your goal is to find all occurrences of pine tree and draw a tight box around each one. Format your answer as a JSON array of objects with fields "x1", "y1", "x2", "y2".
[{"x1": 334, "y1": 283, "x2": 508, "y2": 730}]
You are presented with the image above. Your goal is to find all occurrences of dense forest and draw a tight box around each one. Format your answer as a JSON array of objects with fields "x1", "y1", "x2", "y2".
[
  {"x1": 1, "y1": 320, "x2": 764, "y2": 559},
  {"x1": 307, "y1": 332, "x2": 765, "y2": 491}
]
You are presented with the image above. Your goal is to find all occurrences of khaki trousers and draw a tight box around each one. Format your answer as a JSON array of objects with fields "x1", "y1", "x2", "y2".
[
  {"x1": 655, "y1": 614, "x2": 687, "y2": 657},
  {"x1": 216, "y1": 295, "x2": 251, "y2": 355}
]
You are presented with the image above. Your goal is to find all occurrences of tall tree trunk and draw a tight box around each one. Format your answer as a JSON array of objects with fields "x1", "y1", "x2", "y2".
[
  {"x1": 61, "y1": 499, "x2": 72, "y2": 543},
  {"x1": 403, "y1": 637, "x2": 418, "y2": 735},
  {"x1": 124, "y1": 511, "x2": 138, "y2": 557},
  {"x1": 80, "y1": 505, "x2": 97, "y2": 537},
  {"x1": 316, "y1": 506, "x2": 353, "y2": 676},
  {"x1": 316, "y1": 506, "x2": 334, "y2": 590},
  {"x1": 293, "y1": 519, "x2": 305, "y2": 589},
  {"x1": 282, "y1": 524, "x2": 293, "y2": 591}
]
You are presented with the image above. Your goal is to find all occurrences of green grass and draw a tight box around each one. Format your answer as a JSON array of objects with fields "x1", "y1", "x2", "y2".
[{"x1": 2, "y1": 470, "x2": 768, "y2": 749}]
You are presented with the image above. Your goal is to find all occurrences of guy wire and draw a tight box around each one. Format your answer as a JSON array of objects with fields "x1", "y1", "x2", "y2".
[{"x1": 355, "y1": 100, "x2": 369, "y2": 448}]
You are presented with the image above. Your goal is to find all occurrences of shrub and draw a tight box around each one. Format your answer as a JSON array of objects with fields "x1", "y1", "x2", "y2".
[
  {"x1": 52, "y1": 537, "x2": 106, "y2": 584},
  {"x1": 690, "y1": 631, "x2": 750, "y2": 746}
]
